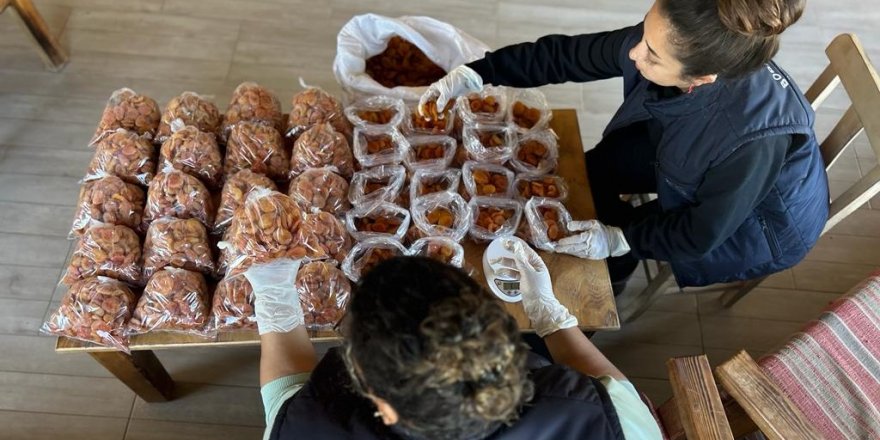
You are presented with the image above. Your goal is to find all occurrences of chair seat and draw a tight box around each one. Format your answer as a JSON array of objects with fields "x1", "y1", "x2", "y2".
[{"x1": 758, "y1": 274, "x2": 880, "y2": 440}]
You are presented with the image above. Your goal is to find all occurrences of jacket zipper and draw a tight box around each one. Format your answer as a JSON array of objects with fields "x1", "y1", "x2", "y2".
[{"x1": 757, "y1": 215, "x2": 782, "y2": 259}]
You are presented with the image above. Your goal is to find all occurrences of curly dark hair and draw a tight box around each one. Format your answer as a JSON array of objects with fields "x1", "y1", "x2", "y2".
[{"x1": 340, "y1": 257, "x2": 534, "y2": 440}]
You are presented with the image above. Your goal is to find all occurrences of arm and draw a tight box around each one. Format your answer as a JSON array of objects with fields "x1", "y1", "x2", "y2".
[
  {"x1": 625, "y1": 135, "x2": 791, "y2": 261},
  {"x1": 466, "y1": 24, "x2": 641, "y2": 87},
  {"x1": 259, "y1": 326, "x2": 318, "y2": 386},
  {"x1": 544, "y1": 327, "x2": 626, "y2": 381}
]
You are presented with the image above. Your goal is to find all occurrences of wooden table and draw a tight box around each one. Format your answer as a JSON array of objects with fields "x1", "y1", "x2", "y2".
[{"x1": 55, "y1": 108, "x2": 618, "y2": 402}]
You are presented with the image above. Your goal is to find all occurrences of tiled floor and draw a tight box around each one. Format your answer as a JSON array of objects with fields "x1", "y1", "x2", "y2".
[{"x1": 1, "y1": 0, "x2": 878, "y2": 438}]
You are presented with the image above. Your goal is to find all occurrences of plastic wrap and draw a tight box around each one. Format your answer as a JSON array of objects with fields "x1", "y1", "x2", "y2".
[
  {"x1": 405, "y1": 224, "x2": 428, "y2": 245},
  {"x1": 524, "y1": 198, "x2": 574, "y2": 252},
  {"x1": 289, "y1": 122, "x2": 355, "y2": 179},
  {"x1": 41, "y1": 277, "x2": 136, "y2": 351},
  {"x1": 288, "y1": 168, "x2": 350, "y2": 216},
  {"x1": 156, "y1": 91, "x2": 221, "y2": 142},
  {"x1": 404, "y1": 100, "x2": 455, "y2": 135},
  {"x1": 127, "y1": 268, "x2": 211, "y2": 336},
  {"x1": 452, "y1": 141, "x2": 468, "y2": 167},
  {"x1": 142, "y1": 217, "x2": 214, "y2": 279},
  {"x1": 461, "y1": 161, "x2": 514, "y2": 198},
  {"x1": 409, "y1": 168, "x2": 461, "y2": 201},
  {"x1": 87, "y1": 129, "x2": 157, "y2": 186},
  {"x1": 211, "y1": 274, "x2": 256, "y2": 331},
  {"x1": 144, "y1": 169, "x2": 214, "y2": 228},
  {"x1": 298, "y1": 211, "x2": 352, "y2": 263},
  {"x1": 468, "y1": 197, "x2": 523, "y2": 242},
  {"x1": 345, "y1": 201, "x2": 410, "y2": 242},
  {"x1": 410, "y1": 192, "x2": 471, "y2": 242},
  {"x1": 70, "y1": 175, "x2": 145, "y2": 237},
  {"x1": 510, "y1": 130, "x2": 559, "y2": 175},
  {"x1": 341, "y1": 236, "x2": 407, "y2": 282},
  {"x1": 462, "y1": 123, "x2": 516, "y2": 164},
  {"x1": 217, "y1": 189, "x2": 305, "y2": 276},
  {"x1": 221, "y1": 82, "x2": 283, "y2": 140},
  {"x1": 352, "y1": 127, "x2": 408, "y2": 168},
  {"x1": 91, "y1": 88, "x2": 160, "y2": 144},
  {"x1": 224, "y1": 121, "x2": 289, "y2": 180},
  {"x1": 514, "y1": 174, "x2": 568, "y2": 201},
  {"x1": 63, "y1": 224, "x2": 142, "y2": 285},
  {"x1": 214, "y1": 170, "x2": 278, "y2": 235},
  {"x1": 508, "y1": 89, "x2": 552, "y2": 132},
  {"x1": 159, "y1": 126, "x2": 223, "y2": 188},
  {"x1": 287, "y1": 87, "x2": 352, "y2": 139},
  {"x1": 348, "y1": 164, "x2": 406, "y2": 206},
  {"x1": 344, "y1": 95, "x2": 406, "y2": 130},
  {"x1": 296, "y1": 261, "x2": 352, "y2": 330},
  {"x1": 457, "y1": 86, "x2": 508, "y2": 124},
  {"x1": 403, "y1": 135, "x2": 456, "y2": 172},
  {"x1": 408, "y1": 236, "x2": 465, "y2": 267}
]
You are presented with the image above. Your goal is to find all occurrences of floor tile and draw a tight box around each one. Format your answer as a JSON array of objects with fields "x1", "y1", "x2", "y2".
[
  {"x1": 700, "y1": 316, "x2": 803, "y2": 352},
  {"x1": 591, "y1": 311, "x2": 702, "y2": 347},
  {"x1": 697, "y1": 288, "x2": 839, "y2": 323},
  {"x1": 155, "y1": 346, "x2": 260, "y2": 388},
  {"x1": 628, "y1": 377, "x2": 672, "y2": 405},
  {"x1": 0, "y1": 233, "x2": 71, "y2": 267},
  {"x1": 594, "y1": 341, "x2": 702, "y2": 380},
  {"x1": 0, "y1": 202, "x2": 75, "y2": 237},
  {"x1": 0, "y1": 263, "x2": 64, "y2": 300},
  {"x1": 131, "y1": 382, "x2": 263, "y2": 427},
  {"x1": 792, "y1": 260, "x2": 877, "y2": 293},
  {"x1": 0, "y1": 298, "x2": 51, "y2": 335},
  {"x1": 0, "y1": 371, "x2": 134, "y2": 417},
  {"x1": 0, "y1": 334, "x2": 113, "y2": 377},
  {"x1": 125, "y1": 419, "x2": 263, "y2": 440},
  {"x1": 0, "y1": 410, "x2": 128, "y2": 440}
]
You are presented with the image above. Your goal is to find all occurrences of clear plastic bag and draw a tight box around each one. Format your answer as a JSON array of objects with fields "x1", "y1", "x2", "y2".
[
  {"x1": 127, "y1": 267, "x2": 212, "y2": 337},
  {"x1": 341, "y1": 236, "x2": 407, "y2": 282},
  {"x1": 410, "y1": 192, "x2": 471, "y2": 242},
  {"x1": 510, "y1": 129, "x2": 559, "y2": 175},
  {"x1": 156, "y1": 91, "x2": 221, "y2": 142},
  {"x1": 457, "y1": 86, "x2": 508, "y2": 124},
  {"x1": 296, "y1": 261, "x2": 352, "y2": 330},
  {"x1": 508, "y1": 89, "x2": 552, "y2": 133},
  {"x1": 214, "y1": 170, "x2": 278, "y2": 235},
  {"x1": 524, "y1": 197, "x2": 575, "y2": 252},
  {"x1": 462, "y1": 122, "x2": 516, "y2": 164},
  {"x1": 514, "y1": 174, "x2": 569, "y2": 201},
  {"x1": 352, "y1": 127, "x2": 409, "y2": 168},
  {"x1": 461, "y1": 161, "x2": 514, "y2": 198},
  {"x1": 63, "y1": 223, "x2": 142, "y2": 285},
  {"x1": 289, "y1": 122, "x2": 355, "y2": 179},
  {"x1": 159, "y1": 126, "x2": 223, "y2": 188},
  {"x1": 211, "y1": 274, "x2": 256, "y2": 331},
  {"x1": 403, "y1": 135, "x2": 456, "y2": 172},
  {"x1": 468, "y1": 196, "x2": 523, "y2": 242},
  {"x1": 287, "y1": 86, "x2": 352, "y2": 140},
  {"x1": 86, "y1": 129, "x2": 157, "y2": 186},
  {"x1": 144, "y1": 168, "x2": 214, "y2": 228},
  {"x1": 404, "y1": 100, "x2": 455, "y2": 135},
  {"x1": 224, "y1": 121, "x2": 289, "y2": 181},
  {"x1": 220, "y1": 82, "x2": 283, "y2": 140},
  {"x1": 344, "y1": 95, "x2": 406, "y2": 130},
  {"x1": 408, "y1": 236, "x2": 465, "y2": 268},
  {"x1": 405, "y1": 224, "x2": 428, "y2": 245},
  {"x1": 409, "y1": 168, "x2": 462, "y2": 201},
  {"x1": 70, "y1": 174, "x2": 145, "y2": 238},
  {"x1": 298, "y1": 211, "x2": 352, "y2": 263},
  {"x1": 288, "y1": 167, "x2": 350, "y2": 216},
  {"x1": 91, "y1": 88, "x2": 160, "y2": 145},
  {"x1": 142, "y1": 217, "x2": 214, "y2": 279},
  {"x1": 41, "y1": 276, "x2": 136, "y2": 352},
  {"x1": 348, "y1": 164, "x2": 406, "y2": 206},
  {"x1": 345, "y1": 201, "x2": 410, "y2": 242}
]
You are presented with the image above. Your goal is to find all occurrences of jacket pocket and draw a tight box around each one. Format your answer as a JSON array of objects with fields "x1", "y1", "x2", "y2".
[{"x1": 757, "y1": 214, "x2": 782, "y2": 259}]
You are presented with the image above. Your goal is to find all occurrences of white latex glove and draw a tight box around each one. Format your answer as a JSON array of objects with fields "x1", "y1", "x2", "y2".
[
  {"x1": 505, "y1": 237, "x2": 578, "y2": 338},
  {"x1": 555, "y1": 220, "x2": 630, "y2": 259},
  {"x1": 243, "y1": 259, "x2": 304, "y2": 335},
  {"x1": 418, "y1": 65, "x2": 483, "y2": 118}
]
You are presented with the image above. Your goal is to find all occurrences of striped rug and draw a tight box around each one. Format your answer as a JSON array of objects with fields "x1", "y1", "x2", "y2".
[{"x1": 759, "y1": 273, "x2": 880, "y2": 440}]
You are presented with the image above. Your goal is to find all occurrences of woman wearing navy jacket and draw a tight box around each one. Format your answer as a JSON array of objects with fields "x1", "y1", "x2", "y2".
[{"x1": 421, "y1": 0, "x2": 829, "y2": 292}]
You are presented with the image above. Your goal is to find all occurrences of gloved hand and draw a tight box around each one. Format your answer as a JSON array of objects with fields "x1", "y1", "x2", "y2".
[
  {"x1": 243, "y1": 258, "x2": 305, "y2": 335},
  {"x1": 555, "y1": 220, "x2": 630, "y2": 259},
  {"x1": 506, "y1": 237, "x2": 578, "y2": 337},
  {"x1": 418, "y1": 65, "x2": 483, "y2": 118}
]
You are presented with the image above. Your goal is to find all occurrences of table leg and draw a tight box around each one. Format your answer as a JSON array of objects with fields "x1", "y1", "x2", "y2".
[
  {"x1": 89, "y1": 350, "x2": 175, "y2": 402},
  {"x1": 12, "y1": 0, "x2": 69, "y2": 71}
]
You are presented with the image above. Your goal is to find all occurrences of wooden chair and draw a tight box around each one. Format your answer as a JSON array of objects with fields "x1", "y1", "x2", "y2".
[
  {"x1": 1, "y1": 0, "x2": 68, "y2": 71},
  {"x1": 619, "y1": 33, "x2": 880, "y2": 323},
  {"x1": 654, "y1": 355, "x2": 736, "y2": 440}
]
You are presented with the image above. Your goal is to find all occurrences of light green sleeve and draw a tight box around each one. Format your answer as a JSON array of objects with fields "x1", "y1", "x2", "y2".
[
  {"x1": 260, "y1": 373, "x2": 311, "y2": 440},
  {"x1": 599, "y1": 376, "x2": 665, "y2": 440}
]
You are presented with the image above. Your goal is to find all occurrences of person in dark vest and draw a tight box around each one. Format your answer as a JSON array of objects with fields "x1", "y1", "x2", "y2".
[
  {"x1": 248, "y1": 242, "x2": 663, "y2": 440},
  {"x1": 420, "y1": 0, "x2": 829, "y2": 292}
]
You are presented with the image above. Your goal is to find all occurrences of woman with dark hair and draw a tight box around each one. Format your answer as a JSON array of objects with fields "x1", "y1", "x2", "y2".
[
  {"x1": 421, "y1": 0, "x2": 829, "y2": 292},
  {"x1": 249, "y1": 242, "x2": 663, "y2": 439}
]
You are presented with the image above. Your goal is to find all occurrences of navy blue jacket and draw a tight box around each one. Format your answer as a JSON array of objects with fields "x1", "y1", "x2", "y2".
[{"x1": 469, "y1": 24, "x2": 829, "y2": 286}]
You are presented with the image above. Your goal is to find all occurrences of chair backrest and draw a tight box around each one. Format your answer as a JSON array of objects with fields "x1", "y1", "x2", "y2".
[
  {"x1": 805, "y1": 34, "x2": 880, "y2": 235},
  {"x1": 656, "y1": 355, "x2": 735, "y2": 440}
]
